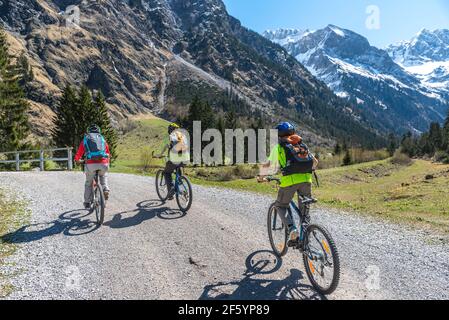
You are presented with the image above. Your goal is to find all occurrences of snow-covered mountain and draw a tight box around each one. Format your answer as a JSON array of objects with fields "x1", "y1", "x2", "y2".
[
  {"x1": 387, "y1": 29, "x2": 449, "y2": 95},
  {"x1": 263, "y1": 25, "x2": 449, "y2": 134}
]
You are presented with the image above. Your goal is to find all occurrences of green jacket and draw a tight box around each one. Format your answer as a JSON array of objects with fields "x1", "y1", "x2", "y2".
[{"x1": 268, "y1": 144, "x2": 313, "y2": 188}]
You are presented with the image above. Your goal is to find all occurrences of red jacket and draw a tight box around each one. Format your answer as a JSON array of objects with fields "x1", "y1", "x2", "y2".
[{"x1": 74, "y1": 140, "x2": 110, "y2": 165}]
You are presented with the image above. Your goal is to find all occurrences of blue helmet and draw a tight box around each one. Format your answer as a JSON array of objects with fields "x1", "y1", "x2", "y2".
[{"x1": 275, "y1": 122, "x2": 295, "y2": 137}]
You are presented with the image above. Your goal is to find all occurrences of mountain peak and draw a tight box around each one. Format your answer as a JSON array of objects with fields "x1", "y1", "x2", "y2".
[
  {"x1": 325, "y1": 24, "x2": 347, "y2": 37},
  {"x1": 264, "y1": 24, "x2": 449, "y2": 134},
  {"x1": 263, "y1": 28, "x2": 311, "y2": 45},
  {"x1": 387, "y1": 28, "x2": 449, "y2": 66}
]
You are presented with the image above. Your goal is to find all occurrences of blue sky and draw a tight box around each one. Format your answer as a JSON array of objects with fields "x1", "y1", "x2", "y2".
[{"x1": 222, "y1": 0, "x2": 449, "y2": 48}]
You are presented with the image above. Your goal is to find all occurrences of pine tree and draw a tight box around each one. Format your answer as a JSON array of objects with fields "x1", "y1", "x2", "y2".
[
  {"x1": 333, "y1": 143, "x2": 342, "y2": 155},
  {"x1": 52, "y1": 85, "x2": 80, "y2": 149},
  {"x1": 186, "y1": 95, "x2": 216, "y2": 133},
  {"x1": 428, "y1": 122, "x2": 443, "y2": 154},
  {"x1": 387, "y1": 133, "x2": 397, "y2": 157},
  {"x1": 52, "y1": 85, "x2": 118, "y2": 162},
  {"x1": 17, "y1": 53, "x2": 34, "y2": 87},
  {"x1": 444, "y1": 112, "x2": 449, "y2": 153},
  {"x1": 92, "y1": 91, "x2": 118, "y2": 162},
  {"x1": 225, "y1": 108, "x2": 238, "y2": 130},
  {"x1": 343, "y1": 149, "x2": 352, "y2": 166},
  {"x1": 0, "y1": 28, "x2": 30, "y2": 152}
]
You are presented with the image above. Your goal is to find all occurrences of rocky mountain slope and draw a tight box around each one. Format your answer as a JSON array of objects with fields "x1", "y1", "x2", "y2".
[
  {"x1": 264, "y1": 26, "x2": 449, "y2": 134},
  {"x1": 0, "y1": 0, "x2": 384, "y2": 147},
  {"x1": 387, "y1": 29, "x2": 449, "y2": 98}
]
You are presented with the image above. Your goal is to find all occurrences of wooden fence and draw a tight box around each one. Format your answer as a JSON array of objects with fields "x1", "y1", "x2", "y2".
[{"x1": 0, "y1": 148, "x2": 73, "y2": 171}]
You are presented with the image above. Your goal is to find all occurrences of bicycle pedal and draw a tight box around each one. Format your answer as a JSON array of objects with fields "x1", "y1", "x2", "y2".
[{"x1": 287, "y1": 240, "x2": 298, "y2": 248}]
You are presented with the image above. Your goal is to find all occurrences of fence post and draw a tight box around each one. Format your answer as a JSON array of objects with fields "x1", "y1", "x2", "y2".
[
  {"x1": 15, "y1": 152, "x2": 20, "y2": 171},
  {"x1": 40, "y1": 150, "x2": 45, "y2": 171},
  {"x1": 67, "y1": 148, "x2": 73, "y2": 171}
]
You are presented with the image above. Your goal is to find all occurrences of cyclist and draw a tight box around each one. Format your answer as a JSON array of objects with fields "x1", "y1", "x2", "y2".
[
  {"x1": 74, "y1": 124, "x2": 111, "y2": 209},
  {"x1": 156, "y1": 123, "x2": 190, "y2": 199},
  {"x1": 258, "y1": 122, "x2": 318, "y2": 244}
]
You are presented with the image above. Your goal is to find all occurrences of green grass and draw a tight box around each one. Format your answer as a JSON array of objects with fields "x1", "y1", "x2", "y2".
[
  {"x1": 113, "y1": 116, "x2": 449, "y2": 235},
  {"x1": 0, "y1": 189, "x2": 30, "y2": 297},
  {"x1": 111, "y1": 117, "x2": 169, "y2": 174}
]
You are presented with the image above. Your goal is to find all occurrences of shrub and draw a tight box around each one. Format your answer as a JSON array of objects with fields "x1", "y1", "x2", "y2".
[
  {"x1": 216, "y1": 168, "x2": 234, "y2": 182},
  {"x1": 194, "y1": 168, "x2": 210, "y2": 178},
  {"x1": 140, "y1": 147, "x2": 155, "y2": 172},
  {"x1": 20, "y1": 162, "x2": 32, "y2": 171},
  {"x1": 390, "y1": 150, "x2": 412, "y2": 166},
  {"x1": 232, "y1": 164, "x2": 258, "y2": 180},
  {"x1": 433, "y1": 150, "x2": 449, "y2": 163},
  {"x1": 343, "y1": 150, "x2": 352, "y2": 166},
  {"x1": 45, "y1": 160, "x2": 59, "y2": 171}
]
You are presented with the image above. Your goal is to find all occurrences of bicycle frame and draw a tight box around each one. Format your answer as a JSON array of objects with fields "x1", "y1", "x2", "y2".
[
  {"x1": 173, "y1": 166, "x2": 184, "y2": 194},
  {"x1": 289, "y1": 200, "x2": 306, "y2": 241},
  {"x1": 287, "y1": 198, "x2": 326, "y2": 261}
]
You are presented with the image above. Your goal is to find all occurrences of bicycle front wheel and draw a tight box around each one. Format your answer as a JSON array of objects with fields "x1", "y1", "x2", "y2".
[
  {"x1": 303, "y1": 224, "x2": 340, "y2": 295},
  {"x1": 267, "y1": 204, "x2": 288, "y2": 257},
  {"x1": 176, "y1": 176, "x2": 193, "y2": 212},
  {"x1": 156, "y1": 170, "x2": 169, "y2": 201},
  {"x1": 94, "y1": 186, "x2": 105, "y2": 225}
]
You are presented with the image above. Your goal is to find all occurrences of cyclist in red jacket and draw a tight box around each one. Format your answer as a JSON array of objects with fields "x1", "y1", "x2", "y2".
[{"x1": 74, "y1": 124, "x2": 111, "y2": 209}]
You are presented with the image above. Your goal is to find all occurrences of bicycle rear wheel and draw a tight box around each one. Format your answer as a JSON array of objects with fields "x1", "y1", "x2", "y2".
[
  {"x1": 156, "y1": 170, "x2": 169, "y2": 201},
  {"x1": 303, "y1": 224, "x2": 340, "y2": 295},
  {"x1": 94, "y1": 185, "x2": 105, "y2": 225},
  {"x1": 176, "y1": 176, "x2": 193, "y2": 212},
  {"x1": 267, "y1": 204, "x2": 288, "y2": 257}
]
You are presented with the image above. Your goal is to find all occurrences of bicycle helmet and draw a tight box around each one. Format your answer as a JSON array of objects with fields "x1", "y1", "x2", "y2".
[
  {"x1": 168, "y1": 122, "x2": 180, "y2": 134},
  {"x1": 88, "y1": 124, "x2": 101, "y2": 134},
  {"x1": 275, "y1": 122, "x2": 295, "y2": 137}
]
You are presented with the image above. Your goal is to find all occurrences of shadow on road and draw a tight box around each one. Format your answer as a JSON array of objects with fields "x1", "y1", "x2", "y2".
[
  {"x1": 1, "y1": 209, "x2": 99, "y2": 244},
  {"x1": 1, "y1": 199, "x2": 187, "y2": 244},
  {"x1": 199, "y1": 250, "x2": 325, "y2": 301},
  {"x1": 104, "y1": 200, "x2": 186, "y2": 229}
]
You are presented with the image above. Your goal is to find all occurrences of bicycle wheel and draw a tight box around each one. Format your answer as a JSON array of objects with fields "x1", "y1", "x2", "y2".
[
  {"x1": 303, "y1": 224, "x2": 340, "y2": 295},
  {"x1": 156, "y1": 170, "x2": 169, "y2": 201},
  {"x1": 176, "y1": 176, "x2": 193, "y2": 212},
  {"x1": 94, "y1": 185, "x2": 105, "y2": 225},
  {"x1": 267, "y1": 204, "x2": 288, "y2": 257}
]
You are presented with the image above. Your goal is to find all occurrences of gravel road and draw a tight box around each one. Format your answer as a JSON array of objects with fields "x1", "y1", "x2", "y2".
[{"x1": 0, "y1": 171, "x2": 448, "y2": 300}]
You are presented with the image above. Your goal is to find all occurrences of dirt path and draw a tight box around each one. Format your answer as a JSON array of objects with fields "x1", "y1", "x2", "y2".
[{"x1": 0, "y1": 172, "x2": 447, "y2": 300}]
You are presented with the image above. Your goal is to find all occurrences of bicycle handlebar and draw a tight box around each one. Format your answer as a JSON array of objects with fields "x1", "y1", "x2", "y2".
[
  {"x1": 257, "y1": 176, "x2": 281, "y2": 184},
  {"x1": 151, "y1": 151, "x2": 165, "y2": 159}
]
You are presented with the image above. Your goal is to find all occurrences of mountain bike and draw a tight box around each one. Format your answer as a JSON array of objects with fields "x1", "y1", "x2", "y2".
[
  {"x1": 153, "y1": 153, "x2": 193, "y2": 213},
  {"x1": 260, "y1": 176, "x2": 340, "y2": 295},
  {"x1": 79, "y1": 161, "x2": 106, "y2": 225}
]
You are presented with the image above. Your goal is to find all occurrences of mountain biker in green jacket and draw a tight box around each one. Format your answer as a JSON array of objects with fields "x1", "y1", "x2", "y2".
[
  {"x1": 258, "y1": 122, "x2": 318, "y2": 244},
  {"x1": 156, "y1": 123, "x2": 190, "y2": 199}
]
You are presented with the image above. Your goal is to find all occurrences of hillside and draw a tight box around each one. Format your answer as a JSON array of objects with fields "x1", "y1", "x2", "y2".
[{"x1": 0, "y1": 0, "x2": 384, "y2": 147}]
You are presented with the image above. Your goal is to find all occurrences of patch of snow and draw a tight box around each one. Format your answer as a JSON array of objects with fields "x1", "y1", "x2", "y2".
[
  {"x1": 329, "y1": 26, "x2": 346, "y2": 37},
  {"x1": 336, "y1": 91, "x2": 349, "y2": 98},
  {"x1": 356, "y1": 98, "x2": 365, "y2": 105}
]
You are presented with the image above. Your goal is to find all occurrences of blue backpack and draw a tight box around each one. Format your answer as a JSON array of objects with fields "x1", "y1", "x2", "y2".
[{"x1": 84, "y1": 133, "x2": 108, "y2": 160}]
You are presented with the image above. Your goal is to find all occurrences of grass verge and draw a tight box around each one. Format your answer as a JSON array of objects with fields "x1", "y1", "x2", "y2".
[{"x1": 0, "y1": 189, "x2": 30, "y2": 297}]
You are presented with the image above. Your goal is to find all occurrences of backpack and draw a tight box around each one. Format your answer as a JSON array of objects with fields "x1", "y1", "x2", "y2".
[
  {"x1": 170, "y1": 130, "x2": 189, "y2": 154},
  {"x1": 279, "y1": 135, "x2": 314, "y2": 175},
  {"x1": 84, "y1": 133, "x2": 108, "y2": 160}
]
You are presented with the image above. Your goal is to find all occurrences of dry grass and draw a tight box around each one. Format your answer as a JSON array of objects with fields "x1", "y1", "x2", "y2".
[{"x1": 0, "y1": 190, "x2": 30, "y2": 297}]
